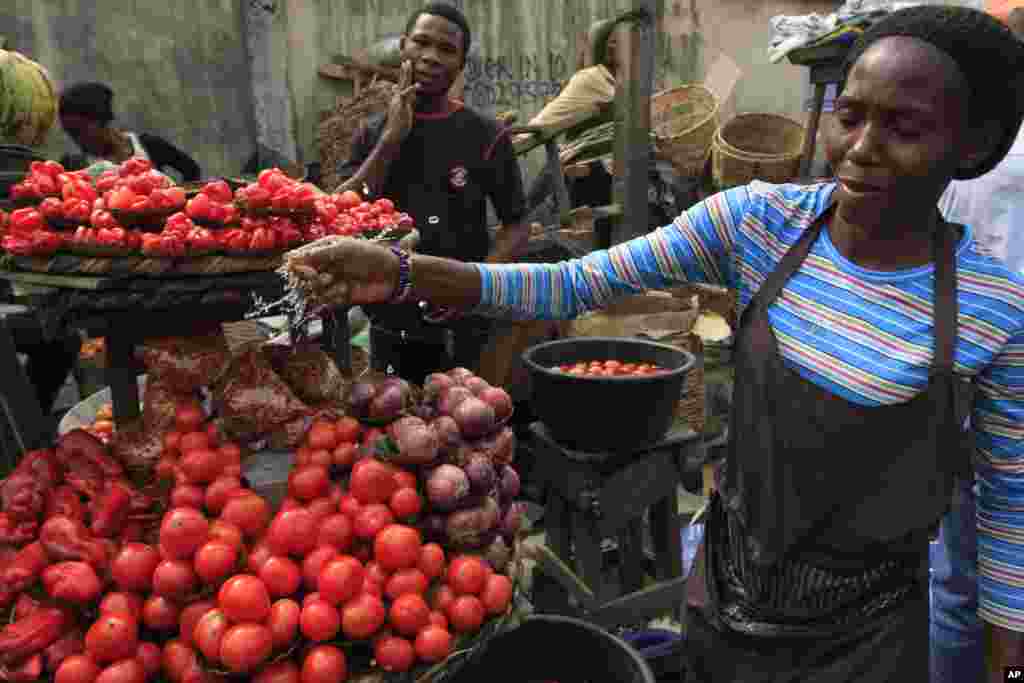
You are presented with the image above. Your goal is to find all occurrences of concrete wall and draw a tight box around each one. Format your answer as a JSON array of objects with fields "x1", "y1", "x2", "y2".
[
  {"x1": 284, "y1": 0, "x2": 838, "y2": 179},
  {"x1": 0, "y1": 0, "x2": 258, "y2": 178}
]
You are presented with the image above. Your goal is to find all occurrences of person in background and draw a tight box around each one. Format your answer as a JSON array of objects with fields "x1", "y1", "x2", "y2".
[
  {"x1": 288, "y1": 7, "x2": 1024, "y2": 680},
  {"x1": 335, "y1": 2, "x2": 528, "y2": 384},
  {"x1": 58, "y1": 82, "x2": 200, "y2": 182},
  {"x1": 929, "y1": 4, "x2": 1024, "y2": 682}
]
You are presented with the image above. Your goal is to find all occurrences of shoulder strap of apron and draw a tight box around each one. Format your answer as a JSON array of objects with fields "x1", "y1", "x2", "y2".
[
  {"x1": 747, "y1": 205, "x2": 833, "y2": 311},
  {"x1": 933, "y1": 221, "x2": 957, "y2": 373}
]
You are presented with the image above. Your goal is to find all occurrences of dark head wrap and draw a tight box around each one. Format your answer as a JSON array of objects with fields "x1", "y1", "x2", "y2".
[
  {"x1": 843, "y1": 6, "x2": 1024, "y2": 179},
  {"x1": 59, "y1": 82, "x2": 115, "y2": 125}
]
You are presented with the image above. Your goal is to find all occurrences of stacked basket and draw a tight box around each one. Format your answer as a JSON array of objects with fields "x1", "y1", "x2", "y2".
[
  {"x1": 712, "y1": 113, "x2": 805, "y2": 189},
  {"x1": 651, "y1": 84, "x2": 719, "y2": 178}
]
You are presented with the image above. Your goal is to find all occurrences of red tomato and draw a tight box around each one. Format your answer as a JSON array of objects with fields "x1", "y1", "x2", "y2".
[
  {"x1": 308, "y1": 449, "x2": 333, "y2": 468},
  {"x1": 388, "y1": 593, "x2": 430, "y2": 636},
  {"x1": 161, "y1": 640, "x2": 198, "y2": 683},
  {"x1": 335, "y1": 417, "x2": 361, "y2": 444},
  {"x1": 302, "y1": 546, "x2": 339, "y2": 591},
  {"x1": 447, "y1": 595, "x2": 485, "y2": 633},
  {"x1": 208, "y1": 520, "x2": 245, "y2": 551},
  {"x1": 219, "y1": 442, "x2": 242, "y2": 467},
  {"x1": 375, "y1": 635, "x2": 415, "y2": 673},
  {"x1": 205, "y1": 477, "x2": 243, "y2": 515},
  {"x1": 341, "y1": 593, "x2": 386, "y2": 640},
  {"x1": 170, "y1": 485, "x2": 206, "y2": 510},
  {"x1": 349, "y1": 459, "x2": 398, "y2": 504},
  {"x1": 414, "y1": 626, "x2": 452, "y2": 663},
  {"x1": 95, "y1": 659, "x2": 146, "y2": 683},
  {"x1": 97, "y1": 595, "x2": 141, "y2": 626},
  {"x1": 266, "y1": 508, "x2": 318, "y2": 558},
  {"x1": 364, "y1": 561, "x2": 390, "y2": 585},
  {"x1": 267, "y1": 598, "x2": 301, "y2": 651},
  {"x1": 338, "y1": 493, "x2": 362, "y2": 518},
  {"x1": 194, "y1": 608, "x2": 230, "y2": 664},
  {"x1": 141, "y1": 595, "x2": 180, "y2": 631},
  {"x1": 221, "y1": 492, "x2": 271, "y2": 538},
  {"x1": 155, "y1": 457, "x2": 177, "y2": 482},
  {"x1": 318, "y1": 555, "x2": 364, "y2": 606},
  {"x1": 353, "y1": 503, "x2": 394, "y2": 540},
  {"x1": 55, "y1": 655, "x2": 100, "y2": 683},
  {"x1": 85, "y1": 612, "x2": 139, "y2": 664},
  {"x1": 447, "y1": 555, "x2": 488, "y2": 595},
  {"x1": 392, "y1": 469, "x2": 418, "y2": 490},
  {"x1": 219, "y1": 574, "x2": 272, "y2": 623},
  {"x1": 300, "y1": 600, "x2": 342, "y2": 642},
  {"x1": 428, "y1": 610, "x2": 448, "y2": 629},
  {"x1": 136, "y1": 642, "x2": 162, "y2": 678},
  {"x1": 111, "y1": 543, "x2": 160, "y2": 593},
  {"x1": 260, "y1": 556, "x2": 302, "y2": 598},
  {"x1": 288, "y1": 465, "x2": 330, "y2": 502},
  {"x1": 430, "y1": 584, "x2": 456, "y2": 613},
  {"x1": 302, "y1": 645, "x2": 347, "y2": 683},
  {"x1": 180, "y1": 448, "x2": 223, "y2": 484},
  {"x1": 305, "y1": 420, "x2": 338, "y2": 451},
  {"x1": 374, "y1": 524, "x2": 422, "y2": 571},
  {"x1": 385, "y1": 568, "x2": 429, "y2": 600},
  {"x1": 152, "y1": 560, "x2": 198, "y2": 601},
  {"x1": 279, "y1": 497, "x2": 303, "y2": 512},
  {"x1": 293, "y1": 447, "x2": 312, "y2": 468},
  {"x1": 331, "y1": 442, "x2": 358, "y2": 469},
  {"x1": 164, "y1": 431, "x2": 183, "y2": 454},
  {"x1": 254, "y1": 660, "x2": 301, "y2": 683},
  {"x1": 480, "y1": 573, "x2": 514, "y2": 615},
  {"x1": 247, "y1": 541, "x2": 274, "y2": 574},
  {"x1": 389, "y1": 488, "x2": 422, "y2": 519},
  {"x1": 220, "y1": 623, "x2": 273, "y2": 674},
  {"x1": 418, "y1": 543, "x2": 446, "y2": 580},
  {"x1": 159, "y1": 507, "x2": 210, "y2": 560},
  {"x1": 178, "y1": 600, "x2": 215, "y2": 648},
  {"x1": 175, "y1": 403, "x2": 205, "y2": 432},
  {"x1": 178, "y1": 431, "x2": 209, "y2": 454},
  {"x1": 194, "y1": 540, "x2": 239, "y2": 584},
  {"x1": 306, "y1": 497, "x2": 335, "y2": 525}
]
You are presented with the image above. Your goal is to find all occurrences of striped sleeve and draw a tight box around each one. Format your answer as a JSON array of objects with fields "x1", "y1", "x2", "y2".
[
  {"x1": 473, "y1": 185, "x2": 751, "y2": 320},
  {"x1": 976, "y1": 321, "x2": 1024, "y2": 631}
]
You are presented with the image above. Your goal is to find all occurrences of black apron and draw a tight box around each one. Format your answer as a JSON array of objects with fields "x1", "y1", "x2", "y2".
[{"x1": 684, "y1": 208, "x2": 970, "y2": 682}]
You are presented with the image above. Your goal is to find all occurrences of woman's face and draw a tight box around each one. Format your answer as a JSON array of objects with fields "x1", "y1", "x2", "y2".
[
  {"x1": 60, "y1": 113, "x2": 109, "y2": 156},
  {"x1": 825, "y1": 36, "x2": 970, "y2": 229},
  {"x1": 604, "y1": 33, "x2": 619, "y2": 70}
]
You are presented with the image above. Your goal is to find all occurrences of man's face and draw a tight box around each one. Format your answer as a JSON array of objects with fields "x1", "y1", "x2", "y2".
[
  {"x1": 401, "y1": 13, "x2": 466, "y2": 97},
  {"x1": 60, "y1": 113, "x2": 107, "y2": 156}
]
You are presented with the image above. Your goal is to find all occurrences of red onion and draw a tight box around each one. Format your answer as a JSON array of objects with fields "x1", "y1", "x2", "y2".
[
  {"x1": 347, "y1": 381, "x2": 376, "y2": 418},
  {"x1": 463, "y1": 376, "x2": 491, "y2": 396},
  {"x1": 369, "y1": 383, "x2": 406, "y2": 422},
  {"x1": 425, "y1": 464, "x2": 471, "y2": 511},
  {"x1": 464, "y1": 456, "x2": 497, "y2": 495},
  {"x1": 437, "y1": 386, "x2": 473, "y2": 417},
  {"x1": 499, "y1": 465, "x2": 521, "y2": 501},
  {"x1": 479, "y1": 386, "x2": 513, "y2": 421},
  {"x1": 423, "y1": 373, "x2": 455, "y2": 401},
  {"x1": 501, "y1": 502, "x2": 524, "y2": 540},
  {"x1": 452, "y1": 397, "x2": 496, "y2": 440},
  {"x1": 447, "y1": 367, "x2": 475, "y2": 385}
]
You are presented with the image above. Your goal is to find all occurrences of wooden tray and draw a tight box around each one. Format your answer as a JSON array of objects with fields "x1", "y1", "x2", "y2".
[{"x1": 4, "y1": 252, "x2": 284, "y2": 278}]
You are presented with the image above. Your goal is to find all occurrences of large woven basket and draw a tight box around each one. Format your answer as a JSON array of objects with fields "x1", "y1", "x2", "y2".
[
  {"x1": 712, "y1": 113, "x2": 805, "y2": 189},
  {"x1": 651, "y1": 85, "x2": 719, "y2": 178},
  {"x1": 318, "y1": 80, "x2": 397, "y2": 191}
]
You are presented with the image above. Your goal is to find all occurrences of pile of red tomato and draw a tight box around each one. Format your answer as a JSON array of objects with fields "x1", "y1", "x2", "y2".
[
  {"x1": 24, "y1": 395, "x2": 517, "y2": 683},
  {"x1": 552, "y1": 359, "x2": 670, "y2": 377},
  {"x1": 0, "y1": 163, "x2": 415, "y2": 259}
]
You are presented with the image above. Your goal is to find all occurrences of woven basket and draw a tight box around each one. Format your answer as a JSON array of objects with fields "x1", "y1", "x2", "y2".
[
  {"x1": 712, "y1": 113, "x2": 805, "y2": 189},
  {"x1": 676, "y1": 333, "x2": 706, "y2": 433},
  {"x1": 318, "y1": 80, "x2": 397, "y2": 191},
  {"x1": 651, "y1": 85, "x2": 719, "y2": 177}
]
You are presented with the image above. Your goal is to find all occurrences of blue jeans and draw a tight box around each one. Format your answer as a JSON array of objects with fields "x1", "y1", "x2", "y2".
[{"x1": 930, "y1": 477, "x2": 982, "y2": 683}]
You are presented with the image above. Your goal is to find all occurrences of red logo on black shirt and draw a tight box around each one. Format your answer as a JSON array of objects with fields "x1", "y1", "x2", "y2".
[{"x1": 449, "y1": 166, "x2": 468, "y2": 189}]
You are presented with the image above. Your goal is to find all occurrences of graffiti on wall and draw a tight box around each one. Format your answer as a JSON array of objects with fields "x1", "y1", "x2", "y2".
[{"x1": 462, "y1": 51, "x2": 568, "y2": 110}]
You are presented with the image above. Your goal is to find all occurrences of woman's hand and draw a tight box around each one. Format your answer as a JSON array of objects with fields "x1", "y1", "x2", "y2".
[{"x1": 284, "y1": 237, "x2": 399, "y2": 307}]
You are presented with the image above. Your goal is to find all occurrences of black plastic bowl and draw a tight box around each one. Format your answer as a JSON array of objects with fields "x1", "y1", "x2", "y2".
[{"x1": 521, "y1": 336, "x2": 695, "y2": 452}]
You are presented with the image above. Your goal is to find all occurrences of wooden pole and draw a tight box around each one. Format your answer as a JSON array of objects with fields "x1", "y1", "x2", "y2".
[{"x1": 611, "y1": 0, "x2": 656, "y2": 246}]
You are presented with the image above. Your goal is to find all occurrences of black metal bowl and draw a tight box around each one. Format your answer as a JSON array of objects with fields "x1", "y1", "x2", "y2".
[{"x1": 521, "y1": 336, "x2": 695, "y2": 452}]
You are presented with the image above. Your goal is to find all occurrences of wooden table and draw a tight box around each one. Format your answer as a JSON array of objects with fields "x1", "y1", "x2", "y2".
[{"x1": 0, "y1": 269, "x2": 351, "y2": 427}]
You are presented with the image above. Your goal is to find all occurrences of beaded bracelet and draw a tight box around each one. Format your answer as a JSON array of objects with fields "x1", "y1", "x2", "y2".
[{"x1": 389, "y1": 246, "x2": 413, "y2": 304}]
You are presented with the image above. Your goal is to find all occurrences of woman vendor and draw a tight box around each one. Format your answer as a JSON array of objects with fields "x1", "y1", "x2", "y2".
[
  {"x1": 285, "y1": 7, "x2": 1024, "y2": 680},
  {"x1": 58, "y1": 82, "x2": 200, "y2": 182}
]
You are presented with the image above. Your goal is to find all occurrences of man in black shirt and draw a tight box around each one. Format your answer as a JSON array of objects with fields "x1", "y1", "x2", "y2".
[{"x1": 337, "y1": 3, "x2": 529, "y2": 384}]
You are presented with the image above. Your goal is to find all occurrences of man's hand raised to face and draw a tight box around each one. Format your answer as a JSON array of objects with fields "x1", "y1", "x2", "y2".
[{"x1": 382, "y1": 60, "x2": 420, "y2": 148}]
